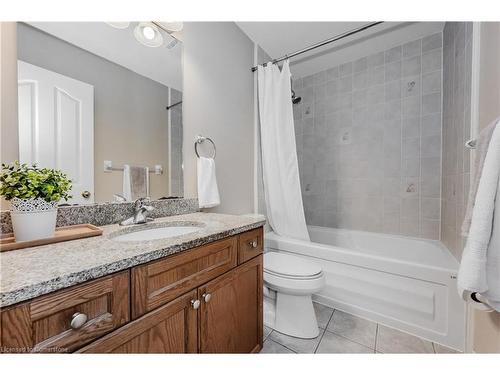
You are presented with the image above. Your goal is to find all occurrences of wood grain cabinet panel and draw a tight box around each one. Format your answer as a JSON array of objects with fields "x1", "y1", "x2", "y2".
[
  {"x1": 132, "y1": 236, "x2": 237, "y2": 319},
  {"x1": 238, "y1": 227, "x2": 263, "y2": 264},
  {"x1": 199, "y1": 255, "x2": 263, "y2": 353},
  {"x1": 78, "y1": 290, "x2": 198, "y2": 353},
  {"x1": 0, "y1": 271, "x2": 129, "y2": 353}
]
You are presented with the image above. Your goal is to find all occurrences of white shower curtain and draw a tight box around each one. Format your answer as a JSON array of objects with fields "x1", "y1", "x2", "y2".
[{"x1": 257, "y1": 60, "x2": 310, "y2": 241}]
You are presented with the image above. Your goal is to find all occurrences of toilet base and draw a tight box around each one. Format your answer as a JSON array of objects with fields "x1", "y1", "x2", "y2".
[{"x1": 264, "y1": 292, "x2": 320, "y2": 339}]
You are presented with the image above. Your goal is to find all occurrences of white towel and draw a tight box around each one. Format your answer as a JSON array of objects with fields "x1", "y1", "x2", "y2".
[
  {"x1": 197, "y1": 157, "x2": 220, "y2": 209},
  {"x1": 457, "y1": 122, "x2": 500, "y2": 311},
  {"x1": 122, "y1": 164, "x2": 149, "y2": 201}
]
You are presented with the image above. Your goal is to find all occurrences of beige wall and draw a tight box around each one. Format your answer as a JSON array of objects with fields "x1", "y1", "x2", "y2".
[
  {"x1": 472, "y1": 21, "x2": 500, "y2": 354},
  {"x1": 182, "y1": 22, "x2": 255, "y2": 214},
  {"x1": 0, "y1": 23, "x2": 19, "y2": 210}
]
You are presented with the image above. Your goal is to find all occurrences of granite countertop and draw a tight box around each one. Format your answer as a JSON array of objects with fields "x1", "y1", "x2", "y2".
[{"x1": 0, "y1": 212, "x2": 266, "y2": 308}]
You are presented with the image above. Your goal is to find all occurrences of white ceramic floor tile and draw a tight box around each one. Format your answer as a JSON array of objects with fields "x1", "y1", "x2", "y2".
[
  {"x1": 433, "y1": 343, "x2": 460, "y2": 353},
  {"x1": 376, "y1": 325, "x2": 434, "y2": 353},
  {"x1": 313, "y1": 302, "x2": 334, "y2": 329},
  {"x1": 264, "y1": 325, "x2": 273, "y2": 341},
  {"x1": 260, "y1": 339, "x2": 295, "y2": 354},
  {"x1": 269, "y1": 329, "x2": 324, "y2": 354},
  {"x1": 326, "y1": 310, "x2": 377, "y2": 349},
  {"x1": 316, "y1": 331, "x2": 374, "y2": 353}
]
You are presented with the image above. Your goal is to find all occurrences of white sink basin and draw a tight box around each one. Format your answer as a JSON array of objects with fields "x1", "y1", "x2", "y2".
[{"x1": 112, "y1": 225, "x2": 201, "y2": 242}]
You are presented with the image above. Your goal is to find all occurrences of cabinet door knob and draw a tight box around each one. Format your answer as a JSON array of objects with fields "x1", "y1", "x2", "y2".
[
  {"x1": 249, "y1": 240, "x2": 258, "y2": 248},
  {"x1": 202, "y1": 293, "x2": 212, "y2": 303},
  {"x1": 81, "y1": 190, "x2": 91, "y2": 199},
  {"x1": 70, "y1": 312, "x2": 88, "y2": 329},
  {"x1": 191, "y1": 299, "x2": 201, "y2": 309}
]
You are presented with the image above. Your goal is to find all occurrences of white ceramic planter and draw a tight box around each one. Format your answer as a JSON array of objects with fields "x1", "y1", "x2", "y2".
[{"x1": 10, "y1": 198, "x2": 58, "y2": 242}]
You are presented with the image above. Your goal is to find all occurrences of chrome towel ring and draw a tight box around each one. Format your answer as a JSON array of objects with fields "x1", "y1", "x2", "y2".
[{"x1": 194, "y1": 135, "x2": 216, "y2": 159}]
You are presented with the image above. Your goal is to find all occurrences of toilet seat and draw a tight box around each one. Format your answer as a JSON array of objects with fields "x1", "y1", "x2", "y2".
[
  {"x1": 263, "y1": 252, "x2": 325, "y2": 296},
  {"x1": 264, "y1": 251, "x2": 323, "y2": 279}
]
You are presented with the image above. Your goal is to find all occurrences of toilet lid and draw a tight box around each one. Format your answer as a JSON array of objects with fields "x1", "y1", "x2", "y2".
[{"x1": 264, "y1": 252, "x2": 322, "y2": 278}]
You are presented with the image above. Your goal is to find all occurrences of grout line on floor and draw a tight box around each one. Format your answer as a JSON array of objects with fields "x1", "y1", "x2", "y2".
[
  {"x1": 314, "y1": 328, "x2": 328, "y2": 353},
  {"x1": 374, "y1": 324, "x2": 379, "y2": 353},
  {"x1": 266, "y1": 337, "x2": 298, "y2": 354}
]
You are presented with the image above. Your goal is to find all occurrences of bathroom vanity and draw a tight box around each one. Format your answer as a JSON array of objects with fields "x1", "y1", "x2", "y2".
[{"x1": 0, "y1": 213, "x2": 265, "y2": 353}]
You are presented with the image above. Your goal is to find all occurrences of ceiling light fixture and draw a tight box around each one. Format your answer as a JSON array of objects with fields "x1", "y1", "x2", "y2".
[{"x1": 134, "y1": 22, "x2": 163, "y2": 47}]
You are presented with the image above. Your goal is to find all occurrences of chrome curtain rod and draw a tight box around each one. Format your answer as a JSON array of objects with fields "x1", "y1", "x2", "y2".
[{"x1": 251, "y1": 21, "x2": 384, "y2": 72}]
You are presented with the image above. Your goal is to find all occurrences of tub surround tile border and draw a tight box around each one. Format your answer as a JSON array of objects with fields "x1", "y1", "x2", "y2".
[
  {"x1": 0, "y1": 212, "x2": 266, "y2": 307},
  {"x1": 0, "y1": 198, "x2": 199, "y2": 233}
]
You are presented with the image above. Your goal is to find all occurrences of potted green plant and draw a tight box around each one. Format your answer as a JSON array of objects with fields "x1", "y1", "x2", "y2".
[{"x1": 0, "y1": 162, "x2": 72, "y2": 241}]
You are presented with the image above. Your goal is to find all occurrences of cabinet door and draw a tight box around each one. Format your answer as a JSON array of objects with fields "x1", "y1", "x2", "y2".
[
  {"x1": 132, "y1": 236, "x2": 237, "y2": 319},
  {"x1": 1, "y1": 271, "x2": 129, "y2": 353},
  {"x1": 78, "y1": 290, "x2": 198, "y2": 353},
  {"x1": 199, "y1": 255, "x2": 263, "y2": 353}
]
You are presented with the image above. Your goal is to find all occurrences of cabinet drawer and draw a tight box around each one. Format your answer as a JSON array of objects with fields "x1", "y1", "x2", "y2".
[
  {"x1": 132, "y1": 236, "x2": 237, "y2": 318},
  {"x1": 238, "y1": 227, "x2": 263, "y2": 264},
  {"x1": 0, "y1": 271, "x2": 130, "y2": 353}
]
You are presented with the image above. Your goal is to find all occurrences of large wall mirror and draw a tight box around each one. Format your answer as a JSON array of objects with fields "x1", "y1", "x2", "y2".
[{"x1": 14, "y1": 22, "x2": 183, "y2": 205}]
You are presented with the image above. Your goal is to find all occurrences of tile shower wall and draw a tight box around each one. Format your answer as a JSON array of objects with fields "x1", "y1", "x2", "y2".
[
  {"x1": 293, "y1": 34, "x2": 443, "y2": 239},
  {"x1": 441, "y1": 22, "x2": 473, "y2": 259}
]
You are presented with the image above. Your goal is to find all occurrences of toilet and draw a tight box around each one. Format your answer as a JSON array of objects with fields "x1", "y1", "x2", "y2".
[{"x1": 263, "y1": 251, "x2": 325, "y2": 339}]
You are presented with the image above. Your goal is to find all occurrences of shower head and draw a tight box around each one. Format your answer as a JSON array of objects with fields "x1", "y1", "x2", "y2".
[{"x1": 291, "y1": 89, "x2": 302, "y2": 105}]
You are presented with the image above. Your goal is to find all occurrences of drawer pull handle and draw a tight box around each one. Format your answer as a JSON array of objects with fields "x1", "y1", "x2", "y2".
[
  {"x1": 249, "y1": 240, "x2": 258, "y2": 248},
  {"x1": 70, "y1": 312, "x2": 88, "y2": 329},
  {"x1": 202, "y1": 293, "x2": 212, "y2": 303},
  {"x1": 191, "y1": 299, "x2": 201, "y2": 309}
]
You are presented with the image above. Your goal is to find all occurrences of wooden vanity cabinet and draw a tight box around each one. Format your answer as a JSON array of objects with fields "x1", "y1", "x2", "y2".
[{"x1": 1, "y1": 227, "x2": 264, "y2": 354}]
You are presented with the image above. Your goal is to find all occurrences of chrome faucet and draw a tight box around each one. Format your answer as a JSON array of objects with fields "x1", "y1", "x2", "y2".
[{"x1": 120, "y1": 198, "x2": 155, "y2": 226}]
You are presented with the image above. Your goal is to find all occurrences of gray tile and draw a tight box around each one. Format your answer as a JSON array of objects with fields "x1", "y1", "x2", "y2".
[
  {"x1": 353, "y1": 71, "x2": 368, "y2": 90},
  {"x1": 402, "y1": 117, "x2": 420, "y2": 139},
  {"x1": 367, "y1": 51, "x2": 385, "y2": 68},
  {"x1": 402, "y1": 96, "x2": 421, "y2": 118},
  {"x1": 313, "y1": 302, "x2": 334, "y2": 329},
  {"x1": 327, "y1": 66, "x2": 339, "y2": 80},
  {"x1": 264, "y1": 325, "x2": 273, "y2": 341},
  {"x1": 269, "y1": 329, "x2": 324, "y2": 354},
  {"x1": 317, "y1": 331, "x2": 374, "y2": 353},
  {"x1": 260, "y1": 339, "x2": 295, "y2": 354},
  {"x1": 402, "y1": 56, "x2": 421, "y2": 77},
  {"x1": 339, "y1": 62, "x2": 353, "y2": 77},
  {"x1": 422, "y1": 49, "x2": 442, "y2": 73},
  {"x1": 338, "y1": 76, "x2": 352, "y2": 93},
  {"x1": 422, "y1": 33, "x2": 443, "y2": 52},
  {"x1": 421, "y1": 198, "x2": 440, "y2": 219},
  {"x1": 368, "y1": 67, "x2": 385, "y2": 86},
  {"x1": 433, "y1": 343, "x2": 460, "y2": 353},
  {"x1": 421, "y1": 219, "x2": 440, "y2": 240},
  {"x1": 421, "y1": 114, "x2": 441, "y2": 136},
  {"x1": 376, "y1": 325, "x2": 434, "y2": 353},
  {"x1": 422, "y1": 71, "x2": 442, "y2": 94},
  {"x1": 385, "y1": 81, "x2": 401, "y2": 101},
  {"x1": 385, "y1": 61, "x2": 402, "y2": 82},
  {"x1": 422, "y1": 93, "x2": 442, "y2": 115},
  {"x1": 354, "y1": 57, "x2": 368, "y2": 72},
  {"x1": 326, "y1": 310, "x2": 377, "y2": 349},
  {"x1": 402, "y1": 39, "x2": 421, "y2": 58},
  {"x1": 385, "y1": 46, "x2": 402, "y2": 63}
]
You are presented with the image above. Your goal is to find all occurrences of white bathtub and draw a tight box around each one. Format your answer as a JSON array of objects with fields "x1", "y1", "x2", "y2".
[{"x1": 265, "y1": 226, "x2": 466, "y2": 351}]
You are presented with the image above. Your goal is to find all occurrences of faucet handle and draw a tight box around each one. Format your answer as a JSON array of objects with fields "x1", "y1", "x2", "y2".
[{"x1": 134, "y1": 197, "x2": 150, "y2": 208}]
